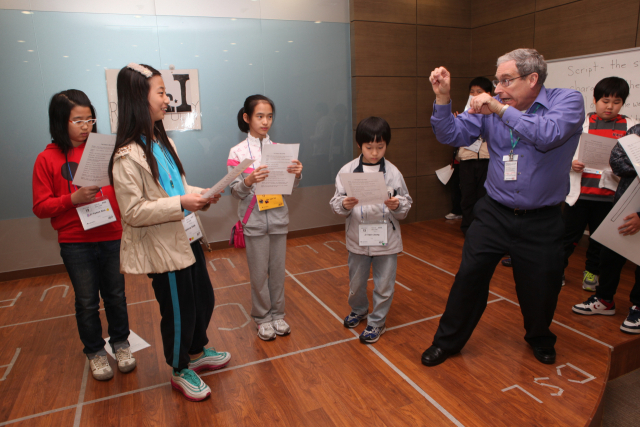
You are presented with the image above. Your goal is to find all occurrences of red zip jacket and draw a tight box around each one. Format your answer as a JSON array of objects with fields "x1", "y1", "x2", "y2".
[{"x1": 32, "y1": 143, "x2": 122, "y2": 243}]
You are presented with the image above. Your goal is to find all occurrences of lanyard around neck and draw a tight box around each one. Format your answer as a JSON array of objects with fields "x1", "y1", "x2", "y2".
[{"x1": 508, "y1": 103, "x2": 540, "y2": 160}]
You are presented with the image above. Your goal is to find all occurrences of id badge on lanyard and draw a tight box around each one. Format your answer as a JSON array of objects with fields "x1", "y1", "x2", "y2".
[
  {"x1": 182, "y1": 213, "x2": 203, "y2": 243},
  {"x1": 76, "y1": 197, "x2": 116, "y2": 230},
  {"x1": 503, "y1": 154, "x2": 519, "y2": 181},
  {"x1": 358, "y1": 206, "x2": 388, "y2": 247}
]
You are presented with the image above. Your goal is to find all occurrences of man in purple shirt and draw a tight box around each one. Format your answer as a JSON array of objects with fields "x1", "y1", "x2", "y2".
[{"x1": 422, "y1": 48, "x2": 585, "y2": 367}]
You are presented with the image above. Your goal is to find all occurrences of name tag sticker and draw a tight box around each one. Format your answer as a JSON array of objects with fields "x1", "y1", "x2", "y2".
[
  {"x1": 76, "y1": 199, "x2": 116, "y2": 230},
  {"x1": 504, "y1": 160, "x2": 518, "y2": 181},
  {"x1": 502, "y1": 154, "x2": 519, "y2": 161},
  {"x1": 182, "y1": 213, "x2": 203, "y2": 243},
  {"x1": 257, "y1": 194, "x2": 284, "y2": 211},
  {"x1": 358, "y1": 223, "x2": 388, "y2": 246}
]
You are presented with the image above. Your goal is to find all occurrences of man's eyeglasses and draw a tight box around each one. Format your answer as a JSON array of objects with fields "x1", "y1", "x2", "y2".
[
  {"x1": 492, "y1": 73, "x2": 533, "y2": 88},
  {"x1": 69, "y1": 119, "x2": 97, "y2": 126}
]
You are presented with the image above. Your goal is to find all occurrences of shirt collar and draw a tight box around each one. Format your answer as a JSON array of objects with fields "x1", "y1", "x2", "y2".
[
  {"x1": 354, "y1": 154, "x2": 386, "y2": 173},
  {"x1": 529, "y1": 85, "x2": 549, "y2": 111},
  {"x1": 247, "y1": 133, "x2": 270, "y2": 146}
]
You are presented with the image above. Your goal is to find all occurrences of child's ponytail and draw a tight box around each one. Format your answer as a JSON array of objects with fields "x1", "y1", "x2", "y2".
[{"x1": 237, "y1": 107, "x2": 250, "y2": 133}]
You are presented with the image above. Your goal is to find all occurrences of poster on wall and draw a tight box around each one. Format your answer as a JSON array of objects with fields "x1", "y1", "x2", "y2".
[{"x1": 105, "y1": 68, "x2": 201, "y2": 133}]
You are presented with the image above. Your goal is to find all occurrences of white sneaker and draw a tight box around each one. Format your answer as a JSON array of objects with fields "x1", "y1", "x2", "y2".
[
  {"x1": 257, "y1": 322, "x2": 276, "y2": 341},
  {"x1": 445, "y1": 213, "x2": 462, "y2": 220},
  {"x1": 572, "y1": 295, "x2": 615, "y2": 315},
  {"x1": 171, "y1": 368, "x2": 211, "y2": 402},
  {"x1": 272, "y1": 319, "x2": 291, "y2": 336},
  {"x1": 115, "y1": 347, "x2": 137, "y2": 373},
  {"x1": 90, "y1": 355, "x2": 114, "y2": 381}
]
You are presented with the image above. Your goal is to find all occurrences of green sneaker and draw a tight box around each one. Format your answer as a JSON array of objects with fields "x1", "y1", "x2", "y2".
[
  {"x1": 582, "y1": 271, "x2": 599, "y2": 292},
  {"x1": 171, "y1": 368, "x2": 211, "y2": 402},
  {"x1": 188, "y1": 347, "x2": 231, "y2": 373}
]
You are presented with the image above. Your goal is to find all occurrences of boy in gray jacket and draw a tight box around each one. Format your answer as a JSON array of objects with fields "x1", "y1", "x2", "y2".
[{"x1": 330, "y1": 117, "x2": 413, "y2": 343}]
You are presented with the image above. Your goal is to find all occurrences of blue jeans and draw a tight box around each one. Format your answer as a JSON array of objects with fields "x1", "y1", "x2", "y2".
[{"x1": 60, "y1": 240, "x2": 130, "y2": 356}]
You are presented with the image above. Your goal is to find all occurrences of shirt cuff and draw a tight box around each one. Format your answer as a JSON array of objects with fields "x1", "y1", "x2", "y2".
[
  {"x1": 432, "y1": 100, "x2": 452, "y2": 118},
  {"x1": 62, "y1": 194, "x2": 74, "y2": 209},
  {"x1": 501, "y1": 106, "x2": 522, "y2": 127}
]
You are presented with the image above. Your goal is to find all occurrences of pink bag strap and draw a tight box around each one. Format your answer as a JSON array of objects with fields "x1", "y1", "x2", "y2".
[{"x1": 242, "y1": 195, "x2": 257, "y2": 225}]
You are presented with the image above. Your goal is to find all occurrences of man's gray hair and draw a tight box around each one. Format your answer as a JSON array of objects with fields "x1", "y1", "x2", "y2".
[{"x1": 497, "y1": 48, "x2": 547, "y2": 86}]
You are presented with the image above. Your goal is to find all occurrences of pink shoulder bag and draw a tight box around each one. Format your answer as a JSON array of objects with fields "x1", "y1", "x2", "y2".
[{"x1": 229, "y1": 196, "x2": 257, "y2": 249}]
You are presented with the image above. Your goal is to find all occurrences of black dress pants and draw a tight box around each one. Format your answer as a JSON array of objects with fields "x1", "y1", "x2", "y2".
[
  {"x1": 433, "y1": 195, "x2": 564, "y2": 352},
  {"x1": 149, "y1": 243, "x2": 215, "y2": 371},
  {"x1": 459, "y1": 159, "x2": 489, "y2": 235}
]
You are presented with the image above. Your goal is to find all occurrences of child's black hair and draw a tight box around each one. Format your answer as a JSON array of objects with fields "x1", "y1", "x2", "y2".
[
  {"x1": 237, "y1": 95, "x2": 276, "y2": 133},
  {"x1": 594, "y1": 77, "x2": 630, "y2": 103},
  {"x1": 48, "y1": 90, "x2": 97, "y2": 155},
  {"x1": 108, "y1": 63, "x2": 186, "y2": 186},
  {"x1": 355, "y1": 117, "x2": 391, "y2": 147},
  {"x1": 468, "y1": 76, "x2": 492, "y2": 94}
]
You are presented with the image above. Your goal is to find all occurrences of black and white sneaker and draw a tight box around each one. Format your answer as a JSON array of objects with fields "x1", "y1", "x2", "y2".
[{"x1": 620, "y1": 305, "x2": 640, "y2": 334}]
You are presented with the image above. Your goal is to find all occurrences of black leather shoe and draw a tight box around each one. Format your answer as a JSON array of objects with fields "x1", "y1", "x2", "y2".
[
  {"x1": 421, "y1": 346, "x2": 450, "y2": 367},
  {"x1": 532, "y1": 346, "x2": 556, "y2": 364}
]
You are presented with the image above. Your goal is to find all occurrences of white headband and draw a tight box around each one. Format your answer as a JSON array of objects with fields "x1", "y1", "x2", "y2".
[{"x1": 126, "y1": 62, "x2": 153, "y2": 78}]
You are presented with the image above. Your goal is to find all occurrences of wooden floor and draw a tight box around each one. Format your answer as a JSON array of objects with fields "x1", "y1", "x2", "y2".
[{"x1": 0, "y1": 219, "x2": 638, "y2": 427}]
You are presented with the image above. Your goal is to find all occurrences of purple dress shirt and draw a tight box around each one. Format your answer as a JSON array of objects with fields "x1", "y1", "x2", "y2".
[{"x1": 431, "y1": 86, "x2": 585, "y2": 210}]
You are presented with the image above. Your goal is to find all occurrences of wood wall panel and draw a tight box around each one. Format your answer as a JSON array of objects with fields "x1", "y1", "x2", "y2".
[
  {"x1": 400, "y1": 176, "x2": 418, "y2": 224},
  {"x1": 471, "y1": 0, "x2": 535, "y2": 27},
  {"x1": 416, "y1": 127, "x2": 456, "y2": 173},
  {"x1": 416, "y1": 174, "x2": 451, "y2": 221},
  {"x1": 385, "y1": 128, "x2": 417, "y2": 177},
  {"x1": 417, "y1": 77, "x2": 470, "y2": 127},
  {"x1": 350, "y1": 0, "x2": 417, "y2": 24},
  {"x1": 417, "y1": 26, "x2": 471, "y2": 77},
  {"x1": 352, "y1": 77, "x2": 417, "y2": 129},
  {"x1": 471, "y1": 14, "x2": 535, "y2": 76},
  {"x1": 536, "y1": 0, "x2": 640, "y2": 61},
  {"x1": 535, "y1": 0, "x2": 579, "y2": 10},
  {"x1": 352, "y1": 22, "x2": 416, "y2": 77},
  {"x1": 417, "y1": 0, "x2": 471, "y2": 28}
]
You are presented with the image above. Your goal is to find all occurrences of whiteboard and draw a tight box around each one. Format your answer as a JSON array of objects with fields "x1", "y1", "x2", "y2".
[{"x1": 545, "y1": 47, "x2": 640, "y2": 122}]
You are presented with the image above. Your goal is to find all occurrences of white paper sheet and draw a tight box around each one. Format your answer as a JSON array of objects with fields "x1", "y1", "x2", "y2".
[
  {"x1": 339, "y1": 172, "x2": 388, "y2": 207},
  {"x1": 436, "y1": 165, "x2": 454, "y2": 185},
  {"x1": 202, "y1": 158, "x2": 254, "y2": 199},
  {"x1": 255, "y1": 143, "x2": 300, "y2": 195},
  {"x1": 104, "y1": 330, "x2": 150, "y2": 359},
  {"x1": 591, "y1": 177, "x2": 640, "y2": 265},
  {"x1": 618, "y1": 134, "x2": 640, "y2": 176},
  {"x1": 72, "y1": 133, "x2": 117, "y2": 187},
  {"x1": 577, "y1": 132, "x2": 619, "y2": 173},
  {"x1": 466, "y1": 139, "x2": 482, "y2": 153}
]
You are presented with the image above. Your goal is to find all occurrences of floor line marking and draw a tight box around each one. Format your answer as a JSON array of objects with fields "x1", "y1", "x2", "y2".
[
  {"x1": 367, "y1": 278, "x2": 412, "y2": 291},
  {"x1": 502, "y1": 384, "x2": 543, "y2": 403},
  {"x1": 72, "y1": 359, "x2": 90, "y2": 427},
  {"x1": 0, "y1": 348, "x2": 21, "y2": 381},
  {"x1": 286, "y1": 270, "x2": 465, "y2": 427},
  {"x1": 386, "y1": 314, "x2": 443, "y2": 331},
  {"x1": 0, "y1": 337, "x2": 361, "y2": 426}
]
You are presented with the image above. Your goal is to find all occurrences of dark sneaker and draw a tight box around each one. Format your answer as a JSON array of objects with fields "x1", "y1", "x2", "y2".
[
  {"x1": 343, "y1": 311, "x2": 367, "y2": 328},
  {"x1": 359, "y1": 325, "x2": 386, "y2": 344},
  {"x1": 501, "y1": 257, "x2": 512, "y2": 267},
  {"x1": 572, "y1": 295, "x2": 615, "y2": 315},
  {"x1": 620, "y1": 306, "x2": 640, "y2": 334}
]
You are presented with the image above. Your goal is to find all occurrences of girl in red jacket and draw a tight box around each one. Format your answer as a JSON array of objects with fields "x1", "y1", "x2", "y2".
[{"x1": 32, "y1": 90, "x2": 136, "y2": 381}]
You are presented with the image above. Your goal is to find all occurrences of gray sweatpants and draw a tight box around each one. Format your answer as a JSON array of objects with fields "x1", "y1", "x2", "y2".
[
  {"x1": 348, "y1": 252, "x2": 397, "y2": 327},
  {"x1": 245, "y1": 234, "x2": 287, "y2": 324}
]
